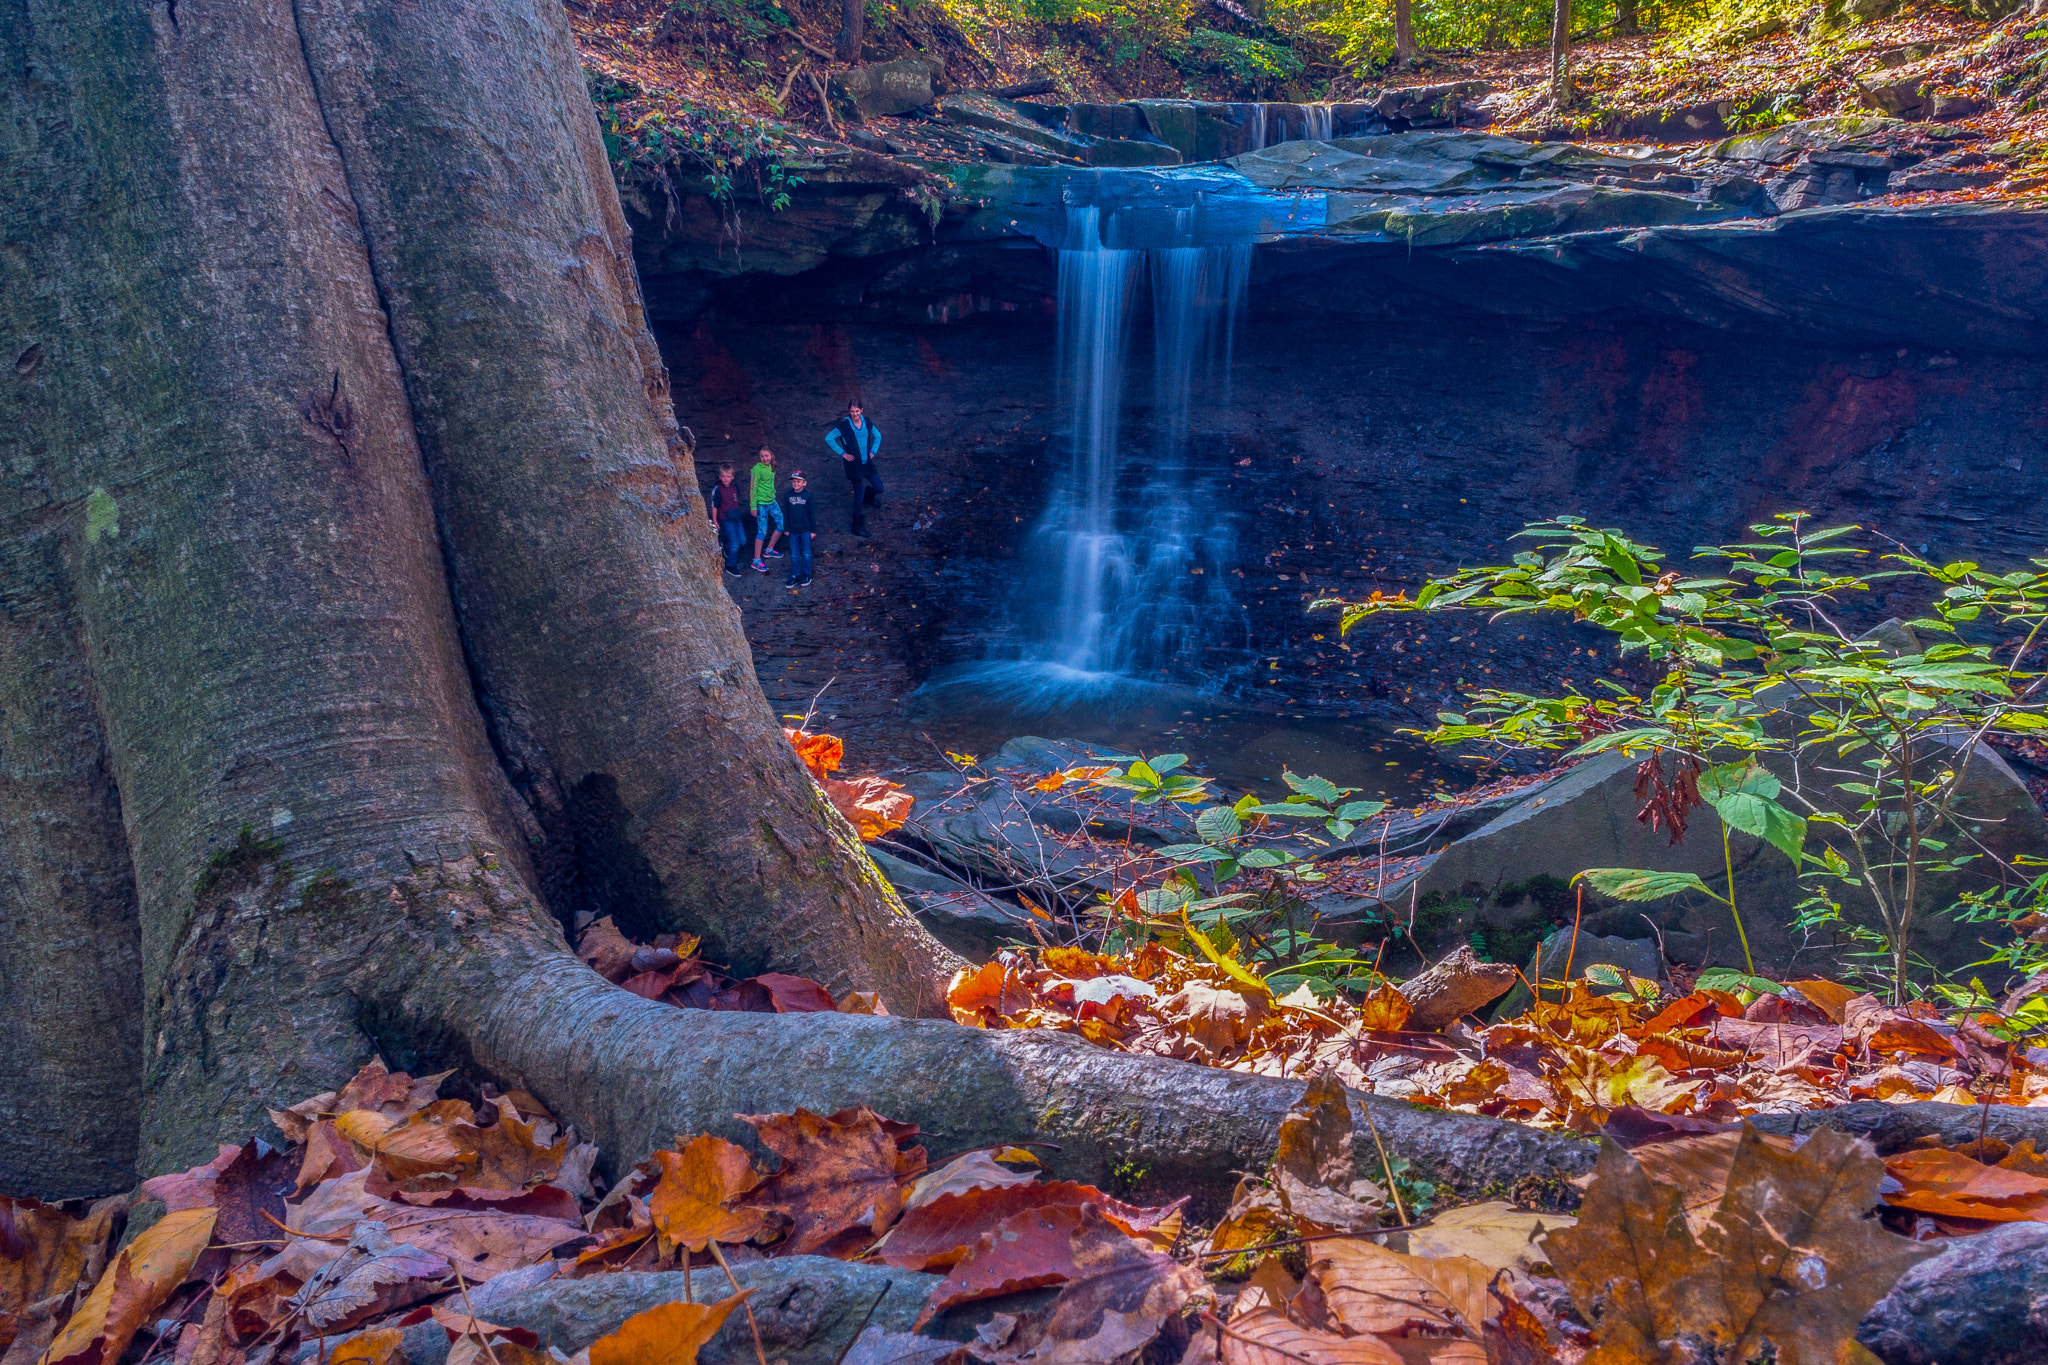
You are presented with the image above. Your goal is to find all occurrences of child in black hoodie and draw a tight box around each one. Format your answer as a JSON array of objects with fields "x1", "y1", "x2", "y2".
[{"x1": 782, "y1": 471, "x2": 816, "y2": 586}]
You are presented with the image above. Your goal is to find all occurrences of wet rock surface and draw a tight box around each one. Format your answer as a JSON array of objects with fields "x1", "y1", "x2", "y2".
[{"x1": 1859, "y1": 1222, "x2": 2048, "y2": 1364}]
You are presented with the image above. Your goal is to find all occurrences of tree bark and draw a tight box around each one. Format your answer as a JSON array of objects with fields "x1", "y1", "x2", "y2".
[
  {"x1": 835, "y1": 0, "x2": 865, "y2": 64},
  {"x1": 1392, "y1": 0, "x2": 1418, "y2": 70},
  {"x1": 1615, "y1": 0, "x2": 1640, "y2": 38},
  {"x1": 1549, "y1": 0, "x2": 1574, "y2": 112}
]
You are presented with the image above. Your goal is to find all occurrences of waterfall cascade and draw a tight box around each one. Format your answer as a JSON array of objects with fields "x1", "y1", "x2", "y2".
[{"x1": 1016, "y1": 206, "x2": 1253, "y2": 690}]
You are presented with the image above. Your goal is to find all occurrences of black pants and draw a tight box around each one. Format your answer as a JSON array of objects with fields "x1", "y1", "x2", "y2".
[{"x1": 843, "y1": 459, "x2": 883, "y2": 532}]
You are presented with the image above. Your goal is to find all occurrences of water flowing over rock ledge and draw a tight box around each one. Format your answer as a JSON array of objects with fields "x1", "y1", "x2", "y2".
[{"x1": 627, "y1": 133, "x2": 2048, "y2": 352}]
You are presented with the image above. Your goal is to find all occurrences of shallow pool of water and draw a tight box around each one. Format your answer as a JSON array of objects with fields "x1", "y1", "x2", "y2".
[{"x1": 901, "y1": 661, "x2": 1466, "y2": 804}]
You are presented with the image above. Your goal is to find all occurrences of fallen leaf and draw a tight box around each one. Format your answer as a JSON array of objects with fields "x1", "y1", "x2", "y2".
[
  {"x1": 740, "y1": 1107, "x2": 926, "y2": 1256},
  {"x1": 1883, "y1": 1146, "x2": 2048, "y2": 1222},
  {"x1": 1353, "y1": 986, "x2": 1412, "y2": 1034},
  {"x1": 883, "y1": 1183, "x2": 1185, "y2": 1271},
  {"x1": 587, "y1": 1291, "x2": 750, "y2": 1365},
  {"x1": 1159, "y1": 982, "x2": 1269, "y2": 1061},
  {"x1": 1307, "y1": 1238, "x2": 1466, "y2": 1338},
  {"x1": 839, "y1": 1326, "x2": 967, "y2": 1365},
  {"x1": 1214, "y1": 1310, "x2": 1402, "y2": 1365},
  {"x1": 42, "y1": 1206, "x2": 216, "y2": 1365},
  {"x1": 786, "y1": 728, "x2": 843, "y2": 780},
  {"x1": 286, "y1": 1221, "x2": 452, "y2": 1331},
  {"x1": 1784, "y1": 979, "x2": 1857, "y2": 1024},
  {"x1": 1273, "y1": 1074, "x2": 1354, "y2": 1191},
  {"x1": 1546, "y1": 1129, "x2": 1939, "y2": 1365},
  {"x1": 903, "y1": 1152, "x2": 1042, "y2": 1211},
  {"x1": 464, "y1": 1098, "x2": 570, "y2": 1192},
  {"x1": 1402, "y1": 1202, "x2": 1576, "y2": 1272},
  {"x1": 752, "y1": 973, "x2": 839, "y2": 1013},
  {"x1": 0, "y1": 1195, "x2": 125, "y2": 1315},
  {"x1": 576, "y1": 917, "x2": 642, "y2": 984},
  {"x1": 327, "y1": 1326, "x2": 405, "y2": 1365},
  {"x1": 823, "y1": 775, "x2": 914, "y2": 841},
  {"x1": 648, "y1": 1136, "x2": 783, "y2": 1252},
  {"x1": 956, "y1": 1204, "x2": 1207, "y2": 1363},
  {"x1": 1699, "y1": 1126, "x2": 1940, "y2": 1363},
  {"x1": 1845, "y1": 995, "x2": 1958, "y2": 1059}
]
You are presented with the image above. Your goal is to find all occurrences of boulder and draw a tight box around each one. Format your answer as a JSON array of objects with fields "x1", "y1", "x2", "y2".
[
  {"x1": 831, "y1": 59, "x2": 938, "y2": 120},
  {"x1": 1373, "y1": 81, "x2": 1493, "y2": 130},
  {"x1": 1403, "y1": 677, "x2": 2048, "y2": 979},
  {"x1": 1064, "y1": 103, "x2": 1144, "y2": 141},
  {"x1": 1593, "y1": 100, "x2": 1734, "y2": 143},
  {"x1": 868, "y1": 845, "x2": 1039, "y2": 959},
  {"x1": 388, "y1": 1262, "x2": 947, "y2": 1365},
  {"x1": 1712, "y1": 115, "x2": 1906, "y2": 165},
  {"x1": 936, "y1": 93, "x2": 1093, "y2": 161},
  {"x1": 1858, "y1": 1222, "x2": 2048, "y2": 1364}
]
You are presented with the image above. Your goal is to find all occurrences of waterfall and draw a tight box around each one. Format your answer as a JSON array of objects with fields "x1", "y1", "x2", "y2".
[
  {"x1": 1248, "y1": 104, "x2": 1269, "y2": 152},
  {"x1": 1305, "y1": 104, "x2": 1334, "y2": 142},
  {"x1": 1012, "y1": 206, "x2": 1252, "y2": 688},
  {"x1": 1042, "y1": 208, "x2": 1141, "y2": 676}
]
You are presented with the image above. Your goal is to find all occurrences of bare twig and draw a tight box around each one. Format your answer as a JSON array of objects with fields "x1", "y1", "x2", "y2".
[
  {"x1": 454, "y1": 1264, "x2": 506, "y2": 1365},
  {"x1": 805, "y1": 68, "x2": 839, "y2": 135},
  {"x1": 707, "y1": 1240, "x2": 770, "y2": 1365}
]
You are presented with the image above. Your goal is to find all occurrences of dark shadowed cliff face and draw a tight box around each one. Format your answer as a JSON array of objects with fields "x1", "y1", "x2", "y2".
[{"x1": 634, "y1": 166, "x2": 2048, "y2": 762}]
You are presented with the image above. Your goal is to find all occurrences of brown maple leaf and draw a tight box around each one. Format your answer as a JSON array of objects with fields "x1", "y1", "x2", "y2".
[
  {"x1": 1546, "y1": 1128, "x2": 1939, "y2": 1365},
  {"x1": 739, "y1": 1106, "x2": 926, "y2": 1256}
]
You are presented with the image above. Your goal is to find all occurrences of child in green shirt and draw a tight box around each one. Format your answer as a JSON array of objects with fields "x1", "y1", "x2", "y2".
[{"x1": 749, "y1": 446, "x2": 784, "y2": 572}]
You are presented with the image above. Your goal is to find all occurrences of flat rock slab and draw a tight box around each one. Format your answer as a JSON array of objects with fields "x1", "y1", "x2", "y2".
[{"x1": 398, "y1": 1261, "x2": 944, "y2": 1365}]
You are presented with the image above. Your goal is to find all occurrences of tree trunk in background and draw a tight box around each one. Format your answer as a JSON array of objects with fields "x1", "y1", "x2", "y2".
[
  {"x1": 1615, "y1": 0, "x2": 1640, "y2": 37},
  {"x1": 1393, "y1": 0, "x2": 1418, "y2": 70},
  {"x1": 1549, "y1": 0, "x2": 1574, "y2": 111},
  {"x1": 836, "y1": 0, "x2": 865, "y2": 63}
]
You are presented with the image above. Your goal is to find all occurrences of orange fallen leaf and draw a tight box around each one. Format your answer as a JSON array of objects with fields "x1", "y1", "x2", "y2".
[
  {"x1": 329, "y1": 1326, "x2": 406, "y2": 1365},
  {"x1": 42, "y1": 1207, "x2": 216, "y2": 1365},
  {"x1": 648, "y1": 1136, "x2": 783, "y2": 1251},
  {"x1": 1785, "y1": 978, "x2": 1857, "y2": 1024},
  {"x1": 824, "y1": 775, "x2": 913, "y2": 840},
  {"x1": 785, "y1": 728, "x2": 843, "y2": 780},
  {"x1": 1884, "y1": 1146, "x2": 2048, "y2": 1222},
  {"x1": 1353, "y1": 985, "x2": 1412, "y2": 1033},
  {"x1": 587, "y1": 1292, "x2": 751, "y2": 1365},
  {"x1": 0, "y1": 1195, "x2": 125, "y2": 1317}
]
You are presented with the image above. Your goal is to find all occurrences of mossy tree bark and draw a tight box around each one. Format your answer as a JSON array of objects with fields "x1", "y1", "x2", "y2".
[{"x1": 0, "y1": 0, "x2": 1603, "y2": 1207}]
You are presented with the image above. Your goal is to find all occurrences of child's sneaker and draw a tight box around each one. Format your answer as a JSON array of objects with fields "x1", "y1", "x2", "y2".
[
  {"x1": 800, "y1": 575, "x2": 814, "y2": 586},
  {"x1": 724, "y1": 566, "x2": 743, "y2": 578},
  {"x1": 766, "y1": 548, "x2": 784, "y2": 558},
  {"x1": 752, "y1": 559, "x2": 767, "y2": 572}
]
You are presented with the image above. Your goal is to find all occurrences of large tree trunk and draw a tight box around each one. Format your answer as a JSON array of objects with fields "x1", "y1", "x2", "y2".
[{"x1": 0, "y1": 0, "x2": 953, "y2": 1189}]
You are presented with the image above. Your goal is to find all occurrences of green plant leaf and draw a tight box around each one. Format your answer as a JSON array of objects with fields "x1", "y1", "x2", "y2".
[
  {"x1": 1194, "y1": 806, "x2": 1243, "y2": 843},
  {"x1": 1282, "y1": 771, "x2": 1345, "y2": 804},
  {"x1": 1695, "y1": 968, "x2": 1784, "y2": 995},
  {"x1": 1702, "y1": 762, "x2": 1805, "y2": 864},
  {"x1": 1573, "y1": 868, "x2": 1717, "y2": 903}
]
